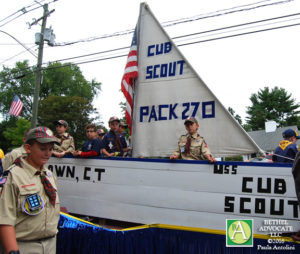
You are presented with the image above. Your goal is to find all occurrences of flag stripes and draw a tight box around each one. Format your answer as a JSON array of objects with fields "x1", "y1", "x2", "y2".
[
  {"x1": 9, "y1": 95, "x2": 23, "y2": 117},
  {"x1": 121, "y1": 29, "x2": 138, "y2": 134}
]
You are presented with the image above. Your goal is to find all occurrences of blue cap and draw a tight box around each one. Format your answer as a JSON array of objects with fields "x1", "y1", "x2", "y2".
[{"x1": 282, "y1": 129, "x2": 300, "y2": 139}]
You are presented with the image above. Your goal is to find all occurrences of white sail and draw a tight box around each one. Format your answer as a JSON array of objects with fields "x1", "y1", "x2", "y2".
[{"x1": 132, "y1": 3, "x2": 263, "y2": 158}]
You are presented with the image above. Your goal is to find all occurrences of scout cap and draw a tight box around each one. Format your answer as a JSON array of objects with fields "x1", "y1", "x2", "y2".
[
  {"x1": 97, "y1": 129, "x2": 105, "y2": 136},
  {"x1": 282, "y1": 129, "x2": 300, "y2": 139},
  {"x1": 25, "y1": 127, "x2": 59, "y2": 144},
  {"x1": 120, "y1": 121, "x2": 128, "y2": 128},
  {"x1": 108, "y1": 116, "x2": 120, "y2": 124},
  {"x1": 184, "y1": 117, "x2": 198, "y2": 125},
  {"x1": 54, "y1": 120, "x2": 68, "y2": 127}
]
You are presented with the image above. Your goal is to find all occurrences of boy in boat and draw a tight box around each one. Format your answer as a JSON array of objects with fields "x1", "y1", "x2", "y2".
[
  {"x1": 100, "y1": 116, "x2": 128, "y2": 157},
  {"x1": 97, "y1": 129, "x2": 105, "y2": 142},
  {"x1": 73, "y1": 123, "x2": 101, "y2": 158},
  {"x1": 0, "y1": 127, "x2": 60, "y2": 254},
  {"x1": 119, "y1": 121, "x2": 128, "y2": 136},
  {"x1": 52, "y1": 120, "x2": 75, "y2": 158},
  {"x1": 170, "y1": 117, "x2": 216, "y2": 163},
  {"x1": 272, "y1": 129, "x2": 299, "y2": 163},
  {"x1": 119, "y1": 121, "x2": 131, "y2": 155}
]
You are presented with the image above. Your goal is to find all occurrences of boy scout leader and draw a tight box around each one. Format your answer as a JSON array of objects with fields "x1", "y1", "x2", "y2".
[
  {"x1": 170, "y1": 117, "x2": 216, "y2": 163},
  {"x1": 0, "y1": 127, "x2": 60, "y2": 254}
]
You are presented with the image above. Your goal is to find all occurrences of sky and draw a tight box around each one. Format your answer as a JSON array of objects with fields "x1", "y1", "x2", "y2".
[{"x1": 1, "y1": 0, "x2": 300, "y2": 128}]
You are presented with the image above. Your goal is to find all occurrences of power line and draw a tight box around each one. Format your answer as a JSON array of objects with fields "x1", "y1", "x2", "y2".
[
  {"x1": 177, "y1": 21, "x2": 300, "y2": 47},
  {"x1": 172, "y1": 12, "x2": 300, "y2": 40},
  {"x1": 163, "y1": 0, "x2": 294, "y2": 27},
  {"x1": 0, "y1": 45, "x2": 37, "y2": 65},
  {"x1": 44, "y1": 12, "x2": 300, "y2": 64},
  {"x1": 0, "y1": 0, "x2": 293, "y2": 65},
  {"x1": 0, "y1": 0, "x2": 38, "y2": 23},
  {"x1": 0, "y1": 30, "x2": 37, "y2": 58},
  {"x1": 47, "y1": 46, "x2": 130, "y2": 63},
  {"x1": 4, "y1": 18, "x2": 300, "y2": 81},
  {"x1": 0, "y1": 0, "x2": 56, "y2": 28},
  {"x1": 54, "y1": 0, "x2": 293, "y2": 47}
]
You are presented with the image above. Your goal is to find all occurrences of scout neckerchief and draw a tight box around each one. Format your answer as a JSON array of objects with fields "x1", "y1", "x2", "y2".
[
  {"x1": 279, "y1": 140, "x2": 293, "y2": 150},
  {"x1": 115, "y1": 132, "x2": 122, "y2": 152},
  {"x1": 184, "y1": 136, "x2": 192, "y2": 155},
  {"x1": 35, "y1": 171, "x2": 56, "y2": 207},
  {"x1": 55, "y1": 133, "x2": 70, "y2": 145}
]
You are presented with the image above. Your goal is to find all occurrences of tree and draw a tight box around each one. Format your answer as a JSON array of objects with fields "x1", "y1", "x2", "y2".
[
  {"x1": 0, "y1": 118, "x2": 18, "y2": 153},
  {"x1": 0, "y1": 61, "x2": 35, "y2": 120},
  {"x1": 0, "y1": 61, "x2": 101, "y2": 120},
  {"x1": 246, "y1": 87, "x2": 300, "y2": 131},
  {"x1": 38, "y1": 95, "x2": 99, "y2": 147},
  {"x1": 3, "y1": 118, "x2": 31, "y2": 150},
  {"x1": 228, "y1": 107, "x2": 242, "y2": 125},
  {"x1": 41, "y1": 62, "x2": 100, "y2": 100}
]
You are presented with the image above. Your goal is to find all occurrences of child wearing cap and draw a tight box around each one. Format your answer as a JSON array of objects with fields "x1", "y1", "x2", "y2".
[
  {"x1": 118, "y1": 121, "x2": 131, "y2": 155},
  {"x1": 52, "y1": 120, "x2": 75, "y2": 158},
  {"x1": 170, "y1": 117, "x2": 216, "y2": 163},
  {"x1": 272, "y1": 128, "x2": 300, "y2": 163},
  {"x1": 73, "y1": 123, "x2": 101, "y2": 158},
  {"x1": 97, "y1": 129, "x2": 105, "y2": 142},
  {"x1": 0, "y1": 127, "x2": 60, "y2": 254},
  {"x1": 100, "y1": 116, "x2": 128, "y2": 157}
]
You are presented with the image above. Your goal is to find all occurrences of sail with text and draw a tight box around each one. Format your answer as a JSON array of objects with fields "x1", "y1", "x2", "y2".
[{"x1": 131, "y1": 3, "x2": 263, "y2": 158}]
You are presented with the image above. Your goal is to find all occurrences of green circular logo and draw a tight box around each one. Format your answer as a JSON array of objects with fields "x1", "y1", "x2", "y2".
[{"x1": 228, "y1": 221, "x2": 252, "y2": 244}]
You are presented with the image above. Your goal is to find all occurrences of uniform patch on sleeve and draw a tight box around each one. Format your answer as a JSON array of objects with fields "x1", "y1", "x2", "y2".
[
  {"x1": 0, "y1": 177, "x2": 7, "y2": 185},
  {"x1": 0, "y1": 177, "x2": 7, "y2": 197}
]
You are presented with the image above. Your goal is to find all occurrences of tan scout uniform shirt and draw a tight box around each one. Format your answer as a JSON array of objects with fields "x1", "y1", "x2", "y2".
[
  {"x1": 173, "y1": 133, "x2": 211, "y2": 160},
  {"x1": 0, "y1": 158, "x2": 60, "y2": 241},
  {"x1": 53, "y1": 132, "x2": 75, "y2": 154},
  {"x1": 2, "y1": 146, "x2": 27, "y2": 171}
]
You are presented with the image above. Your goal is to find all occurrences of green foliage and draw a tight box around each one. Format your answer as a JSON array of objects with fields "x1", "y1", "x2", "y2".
[
  {"x1": 0, "y1": 118, "x2": 17, "y2": 153},
  {"x1": 0, "y1": 61, "x2": 101, "y2": 120},
  {"x1": 0, "y1": 61, "x2": 35, "y2": 120},
  {"x1": 38, "y1": 95, "x2": 98, "y2": 148},
  {"x1": 3, "y1": 118, "x2": 31, "y2": 150},
  {"x1": 246, "y1": 87, "x2": 300, "y2": 130},
  {"x1": 41, "y1": 62, "x2": 101, "y2": 101},
  {"x1": 225, "y1": 155, "x2": 243, "y2": 162},
  {"x1": 119, "y1": 101, "x2": 130, "y2": 139},
  {"x1": 228, "y1": 107, "x2": 242, "y2": 125}
]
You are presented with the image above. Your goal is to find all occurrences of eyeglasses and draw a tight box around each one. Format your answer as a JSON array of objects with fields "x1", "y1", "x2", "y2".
[{"x1": 86, "y1": 130, "x2": 95, "y2": 133}]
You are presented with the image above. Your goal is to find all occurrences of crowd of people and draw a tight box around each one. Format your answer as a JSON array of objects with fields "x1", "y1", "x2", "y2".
[
  {"x1": 0, "y1": 116, "x2": 132, "y2": 254},
  {"x1": 0, "y1": 117, "x2": 300, "y2": 253}
]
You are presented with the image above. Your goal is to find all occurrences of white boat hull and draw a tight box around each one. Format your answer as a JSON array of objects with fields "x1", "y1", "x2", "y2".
[{"x1": 48, "y1": 157, "x2": 300, "y2": 235}]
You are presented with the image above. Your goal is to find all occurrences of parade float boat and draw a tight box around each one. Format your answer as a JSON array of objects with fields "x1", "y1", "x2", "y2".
[{"x1": 49, "y1": 3, "x2": 300, "y2": 252}]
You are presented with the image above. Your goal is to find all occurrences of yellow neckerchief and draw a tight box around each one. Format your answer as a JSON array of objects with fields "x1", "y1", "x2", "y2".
[{"x1": 279, "y1": 140, "x2": 293, "y2": 150}]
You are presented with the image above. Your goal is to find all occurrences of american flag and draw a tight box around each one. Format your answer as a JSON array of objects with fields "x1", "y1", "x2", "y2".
[
  {"x1": 121, "y1": 28, "x2": 138, "y2": 134},
  {"x1": 9, "y1": 95, "x2": 23, "y2": 117}
]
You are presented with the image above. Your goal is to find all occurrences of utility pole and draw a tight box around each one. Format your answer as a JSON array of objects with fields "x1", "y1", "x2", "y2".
[{"x1": 31, "y1": 4, "x2": 54, "y2": 128}]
